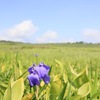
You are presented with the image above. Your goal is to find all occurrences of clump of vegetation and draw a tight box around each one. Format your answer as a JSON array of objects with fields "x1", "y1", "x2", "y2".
[{"x1": 0, "y1": 42, "x2": 100, "y2": 100}]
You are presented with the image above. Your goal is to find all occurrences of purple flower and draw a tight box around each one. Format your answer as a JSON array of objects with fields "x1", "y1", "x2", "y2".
[
  {"x1": 28, "y1": 64, "x2": 36, "y2": 74},
  {"x1": 27, "y1": 63, "x2": 50, "y2": 86},
  {"x1": 33, "y1": 54, "x2": 39, "y2": 57},
  {"x1": 43, "y1": 74, "x2": 50, "y2": 84},
  {"x1": 27, "y1": 74, "x2": 40, "y2": 87},
  {"x1": 34, "y1": 63, "x2": 50, "y2": 84}
]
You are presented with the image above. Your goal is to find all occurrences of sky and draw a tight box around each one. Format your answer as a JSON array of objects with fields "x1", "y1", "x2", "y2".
[{"x1": 0, "y1": 0, "x2": 100, "y2": 43}]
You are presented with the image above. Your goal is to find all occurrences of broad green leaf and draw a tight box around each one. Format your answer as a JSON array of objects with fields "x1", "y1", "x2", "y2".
[
  {"x1": 69, "y1": 95, "x2": 82, "y2": 100},
  {"x1": 0, "y1": 90, "x2": 4, "y2": 95},
  {"x1": 55, "y1": 59, "x2": 64, "y2": 72},
  {"x1": 77, "y1": 67, "x2": 88, "y2": 76},
  {"x1": 18, "y1": 70, "x2": 28, "y2": 81},
  {"x1": 66, "y1": 84, "x2": 71, "y2": 100},
  {"x1": 3, "y1": 74, "x2": 15, "y2": 100},
  {"x1": 58, "y1": 83, "x2": 67, "y2": 100},
  {"x1": 89, "y1": 66, "x2": 98, "y2": 97},
  {"x1": 18, "y1": 60, "x2": 22, "y2": 68},
  {"x1": 68, "y1": 77, "x2": 77, "y2": 88},
  {"x1": 69, "y1": 64, "x2": 78, "y2": 77},
  {"x1": 92, "y1": 66, "x2": 98, "y2": 95},
  {"x1": 78, "y1": 82, "x2": 91, "y2": 97},
  {"x1": 90, "y1": 91, "x2": 100, "y2": 100},
  {"x1": 53, "y1": 75, "x2": 61, "y2": 82},
  {"x1": 50, "y1": 82, "x2": 61, "y2": 100},
  {"x1": 74, "y1": 69, "x2": 89, "y2": 88},
  {"x1": 0, "y1": 83, "x2": 7, "y2": 90},
  {"x1": 12, "y1": 78, "x2": 24, "y2": 100},
  {"x1": 68, "y1": 68, "x2": 89, "y2": 88},
  {"x1": 0, "y1": 93, "x2": 3, "y2": 100},
  {"x1": 3, "y1": 83, "x2": 11, "y2": 100},
  {"x1": 63, "y1": 73, "x2": 68, "y2": 83},
  {"x1": 50, "y1": 75, "x2": 62, "y2": 100},
  {"x1": 14, "y1": 65, "x2": 21, "y2": 80}
]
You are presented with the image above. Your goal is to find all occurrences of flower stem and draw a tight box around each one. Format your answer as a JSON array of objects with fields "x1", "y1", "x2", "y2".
[
  {"x1": 35, "y1": 86, "x2": 39, "y2": 100},
  {"x1": 30, "y1": 86, "x2": 31, "y2": 93}
]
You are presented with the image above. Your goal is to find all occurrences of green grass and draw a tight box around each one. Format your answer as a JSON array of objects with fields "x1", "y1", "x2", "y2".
[{"x1": 0, "y1": 41, "x2": 100, "y2": 100}]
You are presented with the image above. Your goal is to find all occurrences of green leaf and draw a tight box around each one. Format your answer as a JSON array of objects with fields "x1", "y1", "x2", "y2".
[
  {"x1": 69, "y1": 64, "x2": 78, "y2": 77},
  {"x1": 48, "y1": 66, "x2": 52, "y2": 75},
  {"x1": 50, "y1": 82, "x2": 61, "y2": 100},
  {"x1": 0, "y1": 83, "x2": 7, "y2": 90},
  {"x1": 55, "y1": 59, "x2": 64, "y2": 72},
  {"x1": 50, "y1": 76, "x2": 62, "y2": 100},
  {"x1": 58, "y1": 83, "x2": 67, "y2": 100},
  {"x1": 89, "y1": 66, "x2": 98, "y2": 97},
  {"x1": 92, "y1": 66, "x2": 98, "y2": 95},
  {"x1": 74, "y1": 69, "x2": 89, "y2": 88},
  {"x1": 63, "y1": 73, "x2": 68, "y2": 83},
  {"x1": 14, "y1": 65, "x2": 21, "y2": 80},
  {"x1": 3, "y1": 83, "x2": 11, "y2": 100},
  {"x1": 0, "y1": 93, "x2": 3, "y2": 100},
  {"x1": 90, "y1": 91, "x2": 100, "y2": 100},
  {"x1": 77, "y1": 82, "x2": 91, "y2": 97},
  {"x1": 12, "y1": 78, "x2": 24, "y2": 100},
  {"x1": 69, "y1": 95, "x2": 82, "y2": 100},
  {"x1": 66, "y1": 84, "x2": 71, "y2": 100},
  {"x1": 39, "y1": 86, "x2": 50, "y2": 100},
  {"x1": 68, "y1": 77, "x2": 77, "y2": 88},
  {"x1": 18, "y1": 70, "x2": 28, "y2": 81}
]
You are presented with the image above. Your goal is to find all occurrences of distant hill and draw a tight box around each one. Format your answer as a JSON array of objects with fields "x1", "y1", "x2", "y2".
[
  {"x1": 0, "y1": 40, "x2": 23, "y2": 44},
  {"x1": 0, "y1": 40, "x2": 100, "y2": 45}
]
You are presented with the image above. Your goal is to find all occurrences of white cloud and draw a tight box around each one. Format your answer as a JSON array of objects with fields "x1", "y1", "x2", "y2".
[
  {"x1": 0, "y1": 36, "x2": 23, "y2": 42},
  {"x1": 36, "y1": 38, "x2": 46, "y2": 43},
  {"x1": 44, "y1": 30, "x2": 57, "y2": 39},
  {"x1": 0, "y1": 20, "x2": 38, "y2": 42},
  {"x1": 36, "y1": 30, "x2": 57, "y2": 43},
  {"x1": 82, "y1": 29, "x2": 100, "y2": 42},
  {"x1": 60, "y1": 38, "x2": 75, "y2": 43}
]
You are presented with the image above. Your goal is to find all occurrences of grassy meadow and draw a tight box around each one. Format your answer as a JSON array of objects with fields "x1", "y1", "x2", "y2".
[{"x1": 0, "y1": 41, "x2": 100, "y2": 100}]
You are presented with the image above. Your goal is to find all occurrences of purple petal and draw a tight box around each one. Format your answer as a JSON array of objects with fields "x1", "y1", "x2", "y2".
[
  {"x1": 43, "y1": 75, "x2": 50, "y2": 84},
  {"x1": 28, "y1": 64, "x2": 37, "y2": 74},
  {"x1": 43, "y1": 64, "x2": 50, "y2": 73},
  {"x1": 32, "y1": 63, "x2": 37, "y2": 67},
  {"x1": 27, "y1": 63, "x2": 50, "y2": 86},
  {"x1": 38, "y1": 63, "x2": 50, "y2": 73},
  {"x1": 27, "y1": 73, "x2": 40, "y2": 87},
  {"x1": 38, "y1": 62, "x2": 44, "y2": 67},
  {"x1": 28, "y1": 66, "x2": 33, "y2": 73},
  {"x1": 34, "y1": 66, "x2": 49, "y2": 79}
]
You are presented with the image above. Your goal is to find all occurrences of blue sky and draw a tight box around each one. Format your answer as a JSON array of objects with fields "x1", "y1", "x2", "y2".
[{"x1": 0, "y1": 0, "x2": 100, "y2": 43}]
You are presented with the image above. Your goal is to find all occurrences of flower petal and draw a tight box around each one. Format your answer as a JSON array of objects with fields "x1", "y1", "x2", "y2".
[
  {"x1": 39, "y1": 63, "x2": 50, "y2": 72},
  {"x1": 35, "y1": 66, "x2": 48, "y2": 79},
  {"x1": 43, "y1": 75, "x2": 50, "y2": 84},
  {"x1": 38, "y1": 62, "x2": 50, "y2": 71},
  {"x1": 27, "y1": 73, "x2": 40, "y2": 87},
  {"x1": 43, "y1": 64, "x2": 50, "y2": 73},
  {"x1": 28, "y1": 66, "x2": 33, "y2": 73},
  {"x1": 28, "y1": 64, "x2": 37, "y2": 74}
]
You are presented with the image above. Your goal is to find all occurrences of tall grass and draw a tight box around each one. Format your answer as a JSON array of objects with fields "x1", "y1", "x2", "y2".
[{"x1": 0, "y1": 42, "x2": 100, "y2": 100}]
